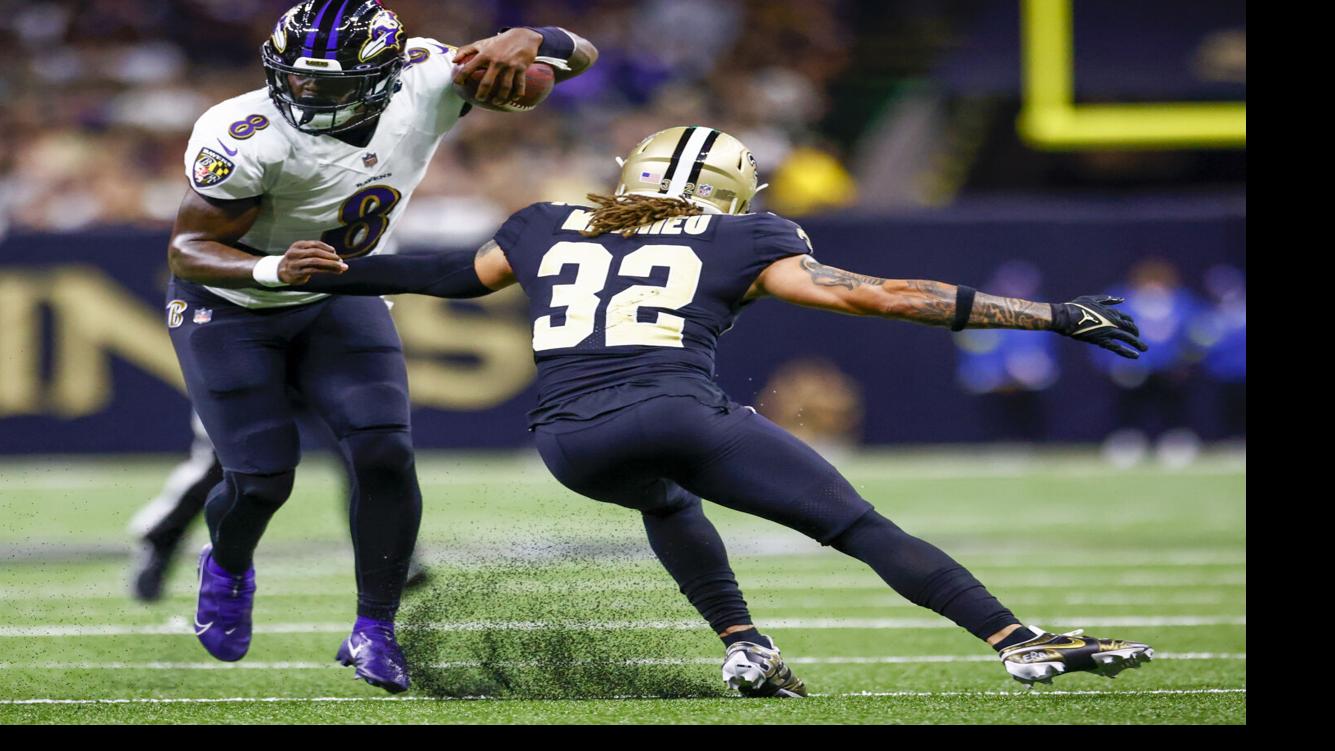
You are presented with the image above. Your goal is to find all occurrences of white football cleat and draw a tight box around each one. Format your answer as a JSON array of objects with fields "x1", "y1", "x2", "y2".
[{"x1": 722, "y1": 640, "x2": 807, "y2": 698}]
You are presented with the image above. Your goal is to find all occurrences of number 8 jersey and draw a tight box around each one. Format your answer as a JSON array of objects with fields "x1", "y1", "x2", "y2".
[
  {"x1": 182, "y1": 37, "x2": 465, "y2": 309},
  {"x1": 494, "y1": 202, "x2": 814, "y2": 427}
]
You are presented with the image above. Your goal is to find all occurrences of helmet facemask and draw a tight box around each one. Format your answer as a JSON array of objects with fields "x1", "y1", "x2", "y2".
[
  {"x1": 260, "y1": 2, "x2": 408, "y2": 136},
  {"x1": 262, "y1": 44, "x2": 403, "y2": 135}
]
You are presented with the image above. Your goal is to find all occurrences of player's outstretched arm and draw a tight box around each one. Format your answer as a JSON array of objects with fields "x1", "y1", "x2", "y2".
[
  {"x1": 452, "y1": 27, "x2": 598, "y2": 103},
  {"x1": 168, "y1": 190, "x2": 348, "y2": 288},
  {"x1": 749, "y1": 255, "x2": 1148, "y2": 359},
  {"x1": 284, "y1": 239, "x2": 517, "y2": 298}
]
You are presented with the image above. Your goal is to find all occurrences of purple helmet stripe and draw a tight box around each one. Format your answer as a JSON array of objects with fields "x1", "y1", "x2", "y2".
[
  {"x1": 323, "y1": 0, "x2": 352, "y2": 59},
  {"x1": 302, "y1": 0, "x2": 334, "y2": 57}
]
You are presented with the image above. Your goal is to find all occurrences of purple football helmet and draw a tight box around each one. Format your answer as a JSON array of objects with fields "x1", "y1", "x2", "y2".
[{"x1": 261, "y1": 1, "x2": 408, "y2": 134}]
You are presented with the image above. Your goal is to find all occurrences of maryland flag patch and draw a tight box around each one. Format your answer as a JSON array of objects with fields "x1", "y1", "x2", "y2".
[{"x1": 193, "y1": 147, "x2": 235, "y2": 188}]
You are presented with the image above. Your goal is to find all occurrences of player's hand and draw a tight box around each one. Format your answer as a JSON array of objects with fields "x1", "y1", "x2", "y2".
[
  {"x1": 278, "y1": 241, "x2": 347, "y2": 285},
  {"x1": 1051, "y1": 295, "x2": 1148, "y2": 359},
  {"x1": 452, "y1": 28, "x2": 542, "y2": 104}
]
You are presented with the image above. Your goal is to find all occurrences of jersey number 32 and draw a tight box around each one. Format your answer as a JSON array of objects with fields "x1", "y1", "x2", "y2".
[{"x1": 533, "y1": 242, "x2": 703, "y2": 351}]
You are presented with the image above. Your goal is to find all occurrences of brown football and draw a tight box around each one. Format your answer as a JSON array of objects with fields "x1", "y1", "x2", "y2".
[{"x1": 453, "y1": 61, "x2": 555, "y2": 112}]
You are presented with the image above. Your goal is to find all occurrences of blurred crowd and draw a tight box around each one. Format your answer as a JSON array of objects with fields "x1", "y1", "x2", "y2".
[
  {"x1": 0, "y1": 0, "x2": 860, "y2": 239},
  {"x1": 950, "y1": 258, "x2": 1246, "y2": 463},
  {"x1": 758, "y1": 258, "x2": 1245, "y2": 460}
]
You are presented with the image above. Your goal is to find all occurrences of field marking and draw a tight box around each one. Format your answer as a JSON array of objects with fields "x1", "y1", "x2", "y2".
[
  {"x1": 819, "y1": 688, "x2": 1246, "y2": 698},
  {"x1": 0, "y1": 615, "x2": 1247, "y2": 638},
  {"x1": 0, "y1": 548, "x2": 1249, "y2": 574},
  {"x1": 0, "y1": 452, "x2": 1245, "y2": 490},
  {"x1": 0, "y1": 688, "x2": 1248, "y2": 705},
  {"x1": 0, "y1": 653, "x2": 1246, "y2": 671},
  {"x1": 0, "y1": 588, "x2": 1242, "y2": 607},
  {"x1": 0, "y1": 567, "x2": 1249, "y2": 600}
]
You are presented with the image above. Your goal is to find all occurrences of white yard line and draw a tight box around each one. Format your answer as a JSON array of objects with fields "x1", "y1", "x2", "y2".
[
  {"x1": 0, "y1": 568, "x2": 1248, "y2": 600},
  {"x1": 0, "y1": 652, "x2": 1246, "y2": 671},
  {"x1": 0, "y1": 688, "x2": 1248, "y2": 705},
  {"x1": 0, "y1": 452, "x2": 1245, "y2": 490},
  {"x1": 0, "y1": 614, "x2": 1246, "y2": 638},
  {"x1": 0, "y1": 588, "x2": 1241, "y2": 606}
]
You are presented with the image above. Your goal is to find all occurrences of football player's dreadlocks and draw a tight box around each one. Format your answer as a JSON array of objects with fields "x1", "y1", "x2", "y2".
[{"x1": 580, "y1": 193, "x2": 704, "y2": 238}]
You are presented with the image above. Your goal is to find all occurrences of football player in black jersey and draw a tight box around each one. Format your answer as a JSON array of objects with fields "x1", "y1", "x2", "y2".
[{"x1": 275, "y1": 126, "x2": 1154, "y2": 695}]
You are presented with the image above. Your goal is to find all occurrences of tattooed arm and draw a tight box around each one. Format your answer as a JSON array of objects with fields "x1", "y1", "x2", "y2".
[{"x1": 746, "y1": 256, "x2": 1053, "y2": 330}]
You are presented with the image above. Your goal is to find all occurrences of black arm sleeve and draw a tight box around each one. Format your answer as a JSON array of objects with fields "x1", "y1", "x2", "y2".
[{"x1": 291, "y1": 251, "x2": 494, "y2": 299}]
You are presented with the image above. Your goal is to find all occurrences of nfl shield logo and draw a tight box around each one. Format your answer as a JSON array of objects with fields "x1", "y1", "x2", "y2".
[
  {"x1": 193, "y1": 308, "x2": 213, "y2": 324},
  {"x1": 363, "y1": 152, "x2": 379, "y2": 168}
]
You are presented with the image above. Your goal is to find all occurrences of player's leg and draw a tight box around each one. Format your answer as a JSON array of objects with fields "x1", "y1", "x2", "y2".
[
  {"x1": 127, "y1": 411, "x2": 223, "y2": 602},
  {"x1": 295, "y1": 401, "x2": 430, "y2": 589},
  {"x1": 293, "y1": 295, "x2": 419, "y2": 693},
  {"x1": 534, "y1": 410, "x2": 804, "y2": 697},
  {"x1": 535, "y1": 425, "x2": 751, "y2": 632},
  {"x1": 657, "y1": 399, "x2": 1153, "y2": 684},
  {"x1": 168, "y1": 285, "x2": 308, "y2": 661}
]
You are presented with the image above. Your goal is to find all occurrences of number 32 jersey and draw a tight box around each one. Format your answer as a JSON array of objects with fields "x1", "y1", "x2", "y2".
[
  {"x1": 493, "y1": 202, "x2": 814, "y2": 427},
  {"x1": 182, "y1": 37, "x2": 464, "y2": 309}
]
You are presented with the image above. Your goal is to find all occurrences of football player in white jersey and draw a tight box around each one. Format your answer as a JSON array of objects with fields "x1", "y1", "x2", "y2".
[{"x1": 163, "y1": 0, "x2": 595, "y2": 693}]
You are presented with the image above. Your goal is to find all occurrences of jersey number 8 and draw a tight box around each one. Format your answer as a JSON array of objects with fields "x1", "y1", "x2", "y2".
[
  {"x1": 321, "y1": 185, "x2": 402, "y2": 258},
  {"x1": 533, "y1": 242, "x2": 703, "y2": 351}
]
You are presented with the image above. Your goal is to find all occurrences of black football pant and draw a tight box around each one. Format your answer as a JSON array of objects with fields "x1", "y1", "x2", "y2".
[
  {"x1": 535, "y1": 395, "x2": 1020, "y2": 642},
  {"x1": 166, "y1": 279, "x2": 422, "y2": 622},
  {"x1": 131, "y1": 410, "x2": 363, "y2": 555}
]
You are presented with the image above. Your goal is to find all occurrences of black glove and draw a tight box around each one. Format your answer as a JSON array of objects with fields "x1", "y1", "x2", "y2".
[{"x1": 1050, "y1": 295, "x2": 1148, "y2": 359}]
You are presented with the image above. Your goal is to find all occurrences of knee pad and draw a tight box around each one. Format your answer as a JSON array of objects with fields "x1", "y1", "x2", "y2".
[
  {"x1": 639, "y1": 482, "x2": 703, "y2": 519},
  {"x1": 342, "y1": 430, "x2": 416, "y2": 480},
  {"x1": 228, "y1": 470, "x2": 296, "y2": 511},
  {"x1": 790, "y1": 477, "x2": 875, "y2": 545}
]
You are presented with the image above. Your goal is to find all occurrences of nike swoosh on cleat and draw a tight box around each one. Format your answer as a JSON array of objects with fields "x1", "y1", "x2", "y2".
[
  {"x1": 348, "y1": 643, "x2": 366, "y2": 659},
  {"x1": 194, "y1": 619, "x2": 213, "y2": 636},
  {"x1": 224, "y1": 627, "x2": 237, "y2": 635}
]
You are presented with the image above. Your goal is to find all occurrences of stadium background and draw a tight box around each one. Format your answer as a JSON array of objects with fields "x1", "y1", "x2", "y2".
[
  {"x1": 0, "y1": 0, "x2": 1246, "y2": 725},
  {"x1": 0, "y1": 0, "x2": 1245, "y2": 456}
]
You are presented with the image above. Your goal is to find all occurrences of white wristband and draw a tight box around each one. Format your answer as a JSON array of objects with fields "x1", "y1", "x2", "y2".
[
  {"x1": 534, "y1": 55, "x2": 572, "y2": 72},
  {"x1": 252, "y1": 255, "x2": 287, "y2": 288}
]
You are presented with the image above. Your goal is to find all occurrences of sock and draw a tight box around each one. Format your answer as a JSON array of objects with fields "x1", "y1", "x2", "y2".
[
  {"x1": 721, "y1": 628, "x2": 773, "y2": 649},
  {"x1": 354, "y1": 614, "x2": 395, "y2": 635},
  {"x1": 206, "y1": 552, "x2": 244, "y2": 578},
  {"x1": 830, "y1": 510, "x2": 1020, "y2": 642},
  {"x1": 993, "y1": 626, "x2": 1040, "y2": 652}
]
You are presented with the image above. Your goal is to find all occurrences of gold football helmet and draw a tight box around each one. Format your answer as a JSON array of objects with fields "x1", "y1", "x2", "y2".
[{"x1": 613, "y1": 126, "x2": 768, "y2": 215}]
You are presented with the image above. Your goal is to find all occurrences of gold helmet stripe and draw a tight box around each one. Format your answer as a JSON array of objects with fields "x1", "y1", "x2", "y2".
[{"x1": 664, "y1": 127, "x2": 715, "y2": 198}]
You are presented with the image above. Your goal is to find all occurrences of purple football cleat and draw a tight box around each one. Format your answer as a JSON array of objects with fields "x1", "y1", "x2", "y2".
[
  {"x1": 193, "y1": 544, "x2": 255, "y2": 662},
  {"x1": 336, "y1": 616, "x2": 411, "y2": 694}
]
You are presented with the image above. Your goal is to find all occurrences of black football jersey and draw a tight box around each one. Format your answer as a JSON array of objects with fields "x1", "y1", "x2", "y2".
[{"x1": 493, "y1": 202, "x2": 813, "y2": 426}]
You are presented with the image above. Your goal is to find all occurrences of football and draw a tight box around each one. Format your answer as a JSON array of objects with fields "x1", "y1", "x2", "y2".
[{"x1": 453, "y1": 61, "x2": 556, "y2": 112}]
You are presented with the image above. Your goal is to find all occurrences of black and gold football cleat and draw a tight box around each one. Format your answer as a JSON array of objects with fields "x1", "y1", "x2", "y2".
[
  {"x1": 999, "y1": 627, "x2": 1154, "y2": 686},
  {"x1": 722, "y1": 640, "x2": 808, "y2": 698}
]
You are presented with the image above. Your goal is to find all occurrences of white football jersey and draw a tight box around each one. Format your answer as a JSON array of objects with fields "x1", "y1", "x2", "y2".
[{"x1": 182, "y1": 37, "x2": 465, "y2": 308}]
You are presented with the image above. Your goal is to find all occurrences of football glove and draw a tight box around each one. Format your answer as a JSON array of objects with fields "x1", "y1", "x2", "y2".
[{"x1": 1051, "y1": 295, "x2": 1148, "y2": 359}]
